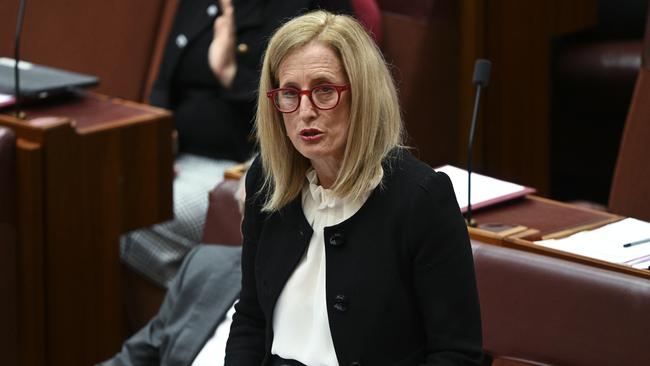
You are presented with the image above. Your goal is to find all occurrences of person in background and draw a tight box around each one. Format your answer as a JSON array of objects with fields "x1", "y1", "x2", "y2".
[
  {"x1": 120, "y1": 0, "x2": 352, "y2": 289},
  {"x1": 225, "y1": 10, "x2": 483, "y2": 366},
  {"x1": 100, "y1": 166, "x2": 252, "y2": 366},
  {"x1": 98, "y1": 244, "x2": 243, "y2": 366}
]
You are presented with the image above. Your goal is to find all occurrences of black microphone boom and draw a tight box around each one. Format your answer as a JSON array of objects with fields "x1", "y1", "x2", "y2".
[
  {"x1": 14, "y1": 0, "x2": 28, "y2": 119},
  {"x1": 466, "y1": 58, "x2": 492, "y2": 227}
]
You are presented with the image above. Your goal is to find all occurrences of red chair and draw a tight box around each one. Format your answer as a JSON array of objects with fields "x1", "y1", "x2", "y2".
[
  {"x1": 202, "y1": 179, "x2": 244, "y2": 245},
  {"x1": 607, "y1": 5, "x2": 650, "y2": 222},
  {"x1": 473, "y1": 241, "x2": 650, "y2": 366},
  {"x1": 351, "y1": 0, "x2": 383, "y2": 45}
]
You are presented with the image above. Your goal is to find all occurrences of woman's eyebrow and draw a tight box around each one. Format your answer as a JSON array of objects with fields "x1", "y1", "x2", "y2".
[
  {"x1": 311, "y1": 76, "x2": 336, "y2": 85},
  {"x1": 278, "y1": 73, "x2": 340, "y2": 88},
  {"x1": 278, "y1": 80, "x2": 299, "y2": 88}
]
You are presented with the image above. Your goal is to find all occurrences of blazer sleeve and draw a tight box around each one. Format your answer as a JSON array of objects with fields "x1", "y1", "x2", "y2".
[
  {"x1": 408, "y1": 171, "x2": 484, "y2": 365},
  {"x1": 96, "y1": 248, "x2": 203, "y2": 366},
  {"x1": 224, "y1": 157, "x2": 267, "y2": 365}
]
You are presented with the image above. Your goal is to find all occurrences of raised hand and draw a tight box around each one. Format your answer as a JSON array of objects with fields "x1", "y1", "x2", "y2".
[{"x1": 208, "y1": 0, "x2": 237, "y2": 88}]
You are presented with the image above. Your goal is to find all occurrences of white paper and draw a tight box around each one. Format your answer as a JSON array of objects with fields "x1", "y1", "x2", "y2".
[
  {"x1": 631, "y1": 259, "x2": 650, "y2": 270},
  {"x1": 0, "y1": 93, "x2": 14, "y2": 107},
  {"x1": 435, "y1": 165, "x2": 531, "y2": 211},
  {"x1": 535, "y1": 218, "x2": 650, "y2": 264},
  {"x1": 0, "y1": 57, "x2": 34, "y2": 70}
]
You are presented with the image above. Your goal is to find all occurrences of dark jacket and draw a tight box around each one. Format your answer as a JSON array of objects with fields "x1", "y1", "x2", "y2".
[
  {"x1": 226, "y1": 150, "x2": 483, "y2": 365},
  {"x1": 150, "y1": 0, "x2": 352, "y2": 160}
]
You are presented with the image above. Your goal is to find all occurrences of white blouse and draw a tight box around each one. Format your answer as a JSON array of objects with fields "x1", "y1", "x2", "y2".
[
  {"x1": 192, "y1": 301, "x2": 237, "y2": 366},
  {"x1": 271, "y1": 168, "x2": 381, "y2": 366}
]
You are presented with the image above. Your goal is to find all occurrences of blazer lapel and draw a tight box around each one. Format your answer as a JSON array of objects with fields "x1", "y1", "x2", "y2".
[
  {"x1": 255, "y1": 196, "x2": 314, "y2": 315},
  {"x1": 173, "y1": 0, "x2": 219, "y2": 41},
  {"x1": 158, "y1": 0, "x2": 218, "y2": 92}
]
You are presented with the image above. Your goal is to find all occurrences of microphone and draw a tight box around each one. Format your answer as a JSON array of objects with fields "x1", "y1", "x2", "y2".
[
  {"x1": 13, "y1": 0, "x2": 28, "y2": 119},
  {"x1": 466, "y1": 58, "x2": 492, "y2": 228}
]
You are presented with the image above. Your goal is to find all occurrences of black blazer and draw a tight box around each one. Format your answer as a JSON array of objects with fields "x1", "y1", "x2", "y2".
[{"x1": 226, "y1": 150, "x2": 483, "y2": 365}]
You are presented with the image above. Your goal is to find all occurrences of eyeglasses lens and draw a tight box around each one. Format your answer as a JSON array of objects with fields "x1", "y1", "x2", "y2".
[
  {"x1": 312, "y1": 86, "x2": 338, "y2": 109},
  {"x1": 275, "y1": 90, "x2": 298, "y2": 112},
  {"x1": 273, "y1": 86, "x2": 341, "y2": 112}
]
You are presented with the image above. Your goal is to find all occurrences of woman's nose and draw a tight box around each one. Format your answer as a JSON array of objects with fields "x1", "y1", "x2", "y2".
[{"x1": 298, "y1": 94, "x2": 317, "y2": 118}]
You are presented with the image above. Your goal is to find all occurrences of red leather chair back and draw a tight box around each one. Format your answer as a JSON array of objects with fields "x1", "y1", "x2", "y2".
[
  {"x1": 351, "y1": 0, "x2": 382, "y2": 45},
  {"x1": 202, "y1": 179, "x2": 244, "y2": 245},
  {"x1": 374, "y1": 0, "x2": 460, "y2": 167},
  {"x1": 472, "y1": 241, "x2": 650, "y2": 366},
  {"x1": 609, "y1": 6, "x2": 650, "y2": 221}
]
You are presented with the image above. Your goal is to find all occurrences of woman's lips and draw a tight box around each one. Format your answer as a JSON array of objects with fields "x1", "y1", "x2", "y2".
[{"x1": 299, "y1": 128, "x2": 324, "y2": 141}]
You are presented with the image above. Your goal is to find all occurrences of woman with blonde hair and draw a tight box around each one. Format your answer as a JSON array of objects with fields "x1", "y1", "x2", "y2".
[{"x1": 226, "y1": 10, "x2": 482, "y2": 366}]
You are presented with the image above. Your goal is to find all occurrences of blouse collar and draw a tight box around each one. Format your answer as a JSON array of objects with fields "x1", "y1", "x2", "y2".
[
  {"x1": 304, "y1": 167, "x2": 383, "y2": 210},
  {"x1": 306, "y1": 169, "x2": 338, "y2": 210}
]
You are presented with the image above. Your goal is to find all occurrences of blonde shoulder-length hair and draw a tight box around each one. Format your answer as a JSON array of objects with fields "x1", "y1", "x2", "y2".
[{"x1": 256, "y1": 10, "x2": 403, "y2": 212}]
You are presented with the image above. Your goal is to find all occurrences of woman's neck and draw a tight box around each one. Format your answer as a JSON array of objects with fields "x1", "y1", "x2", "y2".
[{"x1": 310, "y1": 158, "x2": 342, "y2": 189}]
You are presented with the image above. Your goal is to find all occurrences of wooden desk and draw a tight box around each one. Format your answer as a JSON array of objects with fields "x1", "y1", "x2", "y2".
[
  {"x1": 468, "y1": 195, "x2": 650, "y2": 280},
  {"x1": 0, "y1": 94, "x2": 173, "y2": 366}
]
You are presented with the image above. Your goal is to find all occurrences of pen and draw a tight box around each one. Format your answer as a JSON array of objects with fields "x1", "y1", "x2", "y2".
[{"x1": 623, "y1": 238, "x2": 650, "y2": 248}]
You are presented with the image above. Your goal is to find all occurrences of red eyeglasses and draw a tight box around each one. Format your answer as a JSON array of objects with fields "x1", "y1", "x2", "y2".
[{"x1": 266, "y1": 84, "x2": 350, "y2": 113}]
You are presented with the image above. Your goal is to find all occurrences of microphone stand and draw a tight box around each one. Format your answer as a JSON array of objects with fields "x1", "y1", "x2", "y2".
[
  {"x1": 466, "y1": 86, "x2": 482, "y2": 228},
  {"x1": 13, "y1": 0, "x2": 28, "y2": 119},
  {"x1": 465, "y1": 59, "x2": 492, "y2": 228}
]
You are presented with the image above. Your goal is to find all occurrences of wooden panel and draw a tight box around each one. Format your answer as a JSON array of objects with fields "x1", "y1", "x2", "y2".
[
  {"x1": 381, "y1": 4, "x2": 460, "y2": 167},
  {"x1": 41, "y1": 122, "x2": 93, "y2": 365},
  {"x1": 0, "y1": 0, "x2": 168, "y2": 101},
  {"x1": 458, "y1": 0, "x2": 487, "y2": 168},
  {"x1": 16, "y1": 139, "x2": 46, "y2": 366},
  {"x1": 0, "y1": 131, "x2": 19, "y2": 366},
  {"x1": 0, "y1": 95, "x2": 173, "y2": 366},
  {"x1": 550, "y1": 0, "x2": 599, "y2": 35},
  {"x1": 458, "y1": 0, "x2": 597, "y2": 195},
  {"x1": 484, "y1": 0, "x2": 551, "y2": 194}
]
